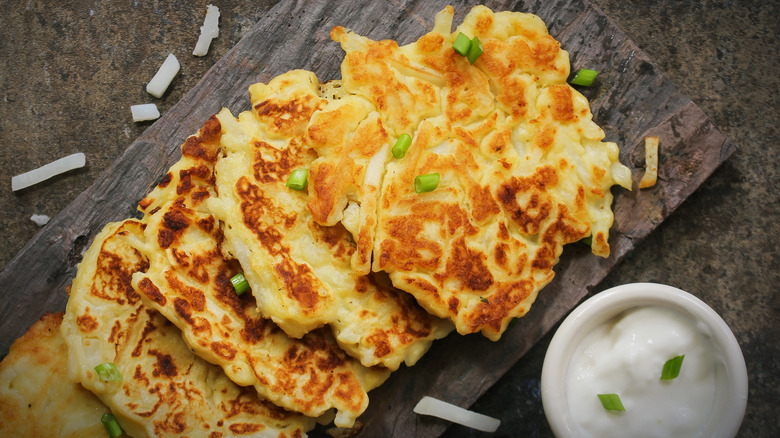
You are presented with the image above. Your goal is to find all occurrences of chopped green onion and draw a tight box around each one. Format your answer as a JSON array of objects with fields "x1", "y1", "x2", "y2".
[
  {"x1": 414, "y1": 173, "x2": 440, "y2": 193},
  {"x1": 286, "y1": 168, "x2": 308, "y2": 191},
  {"x1": 453, "y1": 33, "x2": 484, "y2": 64},
  {"x1": 101, "y1": 413, "x2": 124, "y2": 438},
  {"x1": 466, "y1": 36, "x2": 483, "y2": 64},
  {"x1": 230, "y1": 272, "x2": 250, "y2": 296},
  {"x1": 660, "y1": 354, "x2": 685, "y2": 380},
  {"x1": 392, "y1": 133, "x2": 413, "y2": 159},
  {"x1": 452, "y1": 32, "x2": 472, "y2": 56},
  {"x1": 597, "y1": 393, "x2": 626, "y2": 411},
  {"x1": 580, "y1": 235, "x2": 593, "y2": 246},
  {"x1": 570, "y1": 68, "x2": 598, "y2": 86},
  {"x1": 94, "y1": 363, "x2": 122, "y2": 382},
  {"x1": 479, "y1": 297, "x2": 489, "y2": 304}
]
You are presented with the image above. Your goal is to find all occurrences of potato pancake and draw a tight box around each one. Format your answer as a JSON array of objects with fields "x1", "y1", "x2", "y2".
[
  {"x1": 208, "y1": 70, "x2": 453, "y2": 370},
  {"x1": 308, "y1": 5, "x2": 632, "y2": 340},
  {"x1": 60, "y1": 219, "x2": 316, "y2": 437},
  {"x1": 0, "y1": 312, "x2": 108, "y2": 438},
  {"x1": 133, "y1": 116, "x2": 390, "y2": 427}
]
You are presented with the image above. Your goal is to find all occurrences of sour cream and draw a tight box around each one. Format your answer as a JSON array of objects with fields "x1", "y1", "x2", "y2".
[{"x1": 566, "y1": 306, "x2": 718, "y2": 437}]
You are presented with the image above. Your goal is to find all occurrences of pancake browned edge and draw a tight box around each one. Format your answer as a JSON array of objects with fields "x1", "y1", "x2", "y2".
[
  {"x1": 61, "y1": 219, "x2": 316, "y2": 438},
  {"x1": 132, "y1": 115, "x2": 390, "y2": 428},
  {"x1": 0, "y1": 312, "x2": 109, "y2": 438},
  {"x1": 309, "y1": 5, "x2": 632, "y2": 340}
]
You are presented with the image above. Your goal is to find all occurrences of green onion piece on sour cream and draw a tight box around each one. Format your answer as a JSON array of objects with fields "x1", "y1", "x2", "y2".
[
  {"x1": 660, "y1": 354, "x2": 685, "y2": 380},
  {"x1": 597, "y1": 393, "x2": 626, "y2": 411}
]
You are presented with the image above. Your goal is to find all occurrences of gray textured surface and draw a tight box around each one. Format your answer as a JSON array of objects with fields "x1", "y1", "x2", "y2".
[{"x1": 0, "y1": 1, "x2": 776, "y2": 436}]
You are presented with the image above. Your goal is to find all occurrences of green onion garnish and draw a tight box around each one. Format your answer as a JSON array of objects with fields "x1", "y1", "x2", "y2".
[
  {"x1": 230, "y1": 272, "x2": 250, "y2": 296},
  {"x1": 466, "y1": 36, "x2": 483, "y2": 64},
  {"x1": 597, "y1": 393, "x2": 626, "y2": 411},
  {"x1": 660, "y1": 354, "x2": 685, "y2": 380},
  {"x1": 101, "y1": 413, "x2": 124, "y2": 438},
  {"x1": 94, "y1": 362, "x2": 122, "y2": 382},
  {"x1": 453, "y1": 33, "x2": 484, "y2": 64},
  {"x1": 414, "y1": 173, "x2": 440, "y2": 193},
  {"x1": 453, "y1": 32, "x2": 472, "y2": 56},
  {"x1": 580, "y1": 235, "x2": 592, "y2": 246},
  {"x1": 286, "y1": 168, "x2": 308, "y2": 191},
  {"x1": 392, "y1": 133, "x2": 412, "y2": 159},
  {"x1": 570, "y1": 68, "x2": 598, "y2": 86}
]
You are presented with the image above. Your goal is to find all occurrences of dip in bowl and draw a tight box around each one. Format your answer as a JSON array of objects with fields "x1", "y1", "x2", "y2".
[{"x1": 541, "y1": 283, "x2": 748, "y2": 438}]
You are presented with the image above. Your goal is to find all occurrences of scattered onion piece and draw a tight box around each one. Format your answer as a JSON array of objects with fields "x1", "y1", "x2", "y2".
[
  {"x1": 639, "y1": 136, "x2": 659, "y2": 189},
  {"x1": 570, "y1": 68, "x2": 598, "y2": 86},
  {"x1": 146, "y1": 53, "x2": 180, "y2": 98},
  {"x1": 101, "y1": 413, "x2": 124, "y2": 438},
  {"x1": 413, "y1": 396, "x2": 500, "y2": 432},
  {"x1": 30, "y1": 214, "x2": 50, "y2": 226},
  {"x1": 193, "y1": 5, "x2": 220, "y2": 56},
  {"x1": 130, "y1": 103, "x2": 161, "y2": 122},
  {"x1": 11, "y1": 152, "x2": 86, "y2": 192}
]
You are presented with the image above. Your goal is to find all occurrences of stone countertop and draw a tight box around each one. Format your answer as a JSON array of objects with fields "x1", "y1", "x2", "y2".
[{"x1": 0, "y1": 1, "x2": 776, "y2": 436}]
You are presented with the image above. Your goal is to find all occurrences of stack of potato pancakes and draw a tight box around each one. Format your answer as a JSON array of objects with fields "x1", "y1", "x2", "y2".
[{"x1": 0, "y1": 5, "x2": 630, "y2": 437}]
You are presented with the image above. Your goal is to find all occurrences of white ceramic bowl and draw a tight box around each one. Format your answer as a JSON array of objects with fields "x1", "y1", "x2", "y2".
[{"x1": 541, "y1": 283, "x2": 748, "y2": 437}]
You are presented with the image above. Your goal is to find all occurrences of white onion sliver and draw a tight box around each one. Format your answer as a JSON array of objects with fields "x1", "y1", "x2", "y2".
[
  {"x1": 30, "y1": 214, "x2": 50, "y2": 226},
  {"x1": 130, "y1": 103, "x2": 161, "y2": 122},
  {"x1": 413, "y1": 396, "x2": 501, "y2": 432},
  {"x1": 193, "y1": 5, "x2": 220, "y2": 56},
  {"x1": 639, "y1": 136, "x2": 659, "y2": 189},
  {"x1": 146, "y1": 53, "x2": 180, "y2": 98},
  {"x1": 11, "y1": 152, "x2": 86, "y2": 192}
]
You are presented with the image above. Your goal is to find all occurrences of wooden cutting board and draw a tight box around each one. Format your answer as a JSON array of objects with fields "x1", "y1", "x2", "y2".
[{"x1": 0, "y1": 0, "x2": 734, "y2": 436}]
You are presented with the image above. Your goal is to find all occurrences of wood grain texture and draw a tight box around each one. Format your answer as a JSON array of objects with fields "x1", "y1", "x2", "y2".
[{"x1": 0, "y1": 0, "x2": 734, "y2": 436}]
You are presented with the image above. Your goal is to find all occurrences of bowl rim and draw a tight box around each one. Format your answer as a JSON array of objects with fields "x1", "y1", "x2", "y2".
[{"x1": 541, "y1": 282, "x2": 748, "y2": 438}]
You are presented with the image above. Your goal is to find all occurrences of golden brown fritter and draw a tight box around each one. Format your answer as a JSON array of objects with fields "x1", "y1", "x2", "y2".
[
  {"x1": 133, "y1": 116, "x2": 390, "y2": 428},
  {"x1": 0, "y1": 312, "x2": 109, "y2": 438},
  {"x1": 209, "y1": 70, "x2": 452, "y2": 373},
  {"x1": 61, "y1": 219, "x2": 316, "y2": 438},
  {"x1": 310, "y1": 6, "x2": 631, "y2": 340}
]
